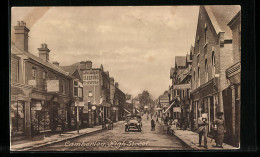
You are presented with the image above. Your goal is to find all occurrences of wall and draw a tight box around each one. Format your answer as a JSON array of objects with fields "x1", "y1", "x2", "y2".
[
  {"x1": 24, "y1": 60, "x2": 70, "y2": 95},
  {"x1": 191, "y1": 6, "x2": 221, "y2": 91}
]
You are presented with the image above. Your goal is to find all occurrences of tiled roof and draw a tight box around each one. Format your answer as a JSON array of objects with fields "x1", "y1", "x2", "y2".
[
  {"x1": 204, "y1": 5, "x2": 241, "y2": 40},
  {"x1": 59, "y1": 66, "x2": 82, "y2": 79},
  {"x1": 11, "y1": 43, "x2": 70, "y2": 77},
  {"x1": 175, "y1": 56, "x2": 186, "y2": 67}
]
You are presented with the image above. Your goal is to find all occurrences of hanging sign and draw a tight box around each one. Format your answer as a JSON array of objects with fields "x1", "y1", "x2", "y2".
[{"x1": 47, "y1": 80, "x2": 59, "y2": 92}]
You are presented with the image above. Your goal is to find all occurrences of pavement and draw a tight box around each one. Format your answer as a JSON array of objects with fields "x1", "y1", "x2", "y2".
[
  {"x1": 157, "y1": 118, "x2": 239, "y2": 150},
  {"x1": 32, "y1": 114, "x2": 190, "y2": 151},
  {"x1": 10, "y1": 121, "x2": 123, "y2": 151}
]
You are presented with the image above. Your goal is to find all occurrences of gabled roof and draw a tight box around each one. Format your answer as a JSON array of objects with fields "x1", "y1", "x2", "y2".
[
  {"x1": 175, "y1": 56, "x2": 186, "y2": 67},
  {"x1": 204, "y1": 5, "x2": 241, "y2": 40},
  {"x1": 11, "y1": 43, "x2": 70, "y2": 77},
  {"x1": 60, "y1": 66, "x2": 82, "y2": 80}
]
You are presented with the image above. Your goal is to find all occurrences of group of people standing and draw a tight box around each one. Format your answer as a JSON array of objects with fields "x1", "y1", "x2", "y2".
[{"x1": 197, "y1": 112, "x2": 226, "y2": 149}]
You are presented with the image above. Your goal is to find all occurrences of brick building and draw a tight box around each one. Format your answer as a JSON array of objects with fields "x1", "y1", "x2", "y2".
[
  {"x1": 189, "y1": 6, "x2": 240, "y2": 146},
  {"x1": 11, "y1": 21, "x2": 76, "y2": 139},
  {"x1": 59, "y1": 66, "x2": 84, "y2": 129},
  {"x1": 114, "y1": 82, "x2": 126, "y2": 120},
  {"x1": 109, "y1": 78, "x2": 126, "y2": 121},
  {"x1": 169, "y1": 49, "x2": 193, "y2": 123},
  {"x1": 224, "y1": 10, "x2": 241, "y2": 147},
  {"x1": 69, "y1": 62, "x2": 111, "y2": 126}
]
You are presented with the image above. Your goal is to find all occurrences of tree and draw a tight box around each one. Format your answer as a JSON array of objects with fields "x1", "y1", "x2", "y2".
[{"x1": 137, "y1": 90, "x2": 154, "y2": 112}]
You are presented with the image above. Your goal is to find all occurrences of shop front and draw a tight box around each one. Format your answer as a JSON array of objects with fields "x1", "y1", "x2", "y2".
[
  {"x1": 10, "y1": 84, "x2": 32, "y2": 139},
  {"x1": 190, "y1": 78, "x2": 219, "y2": 133},
  {"x1": 30, "y1": 91, "x2": 70, "y2": 136}
]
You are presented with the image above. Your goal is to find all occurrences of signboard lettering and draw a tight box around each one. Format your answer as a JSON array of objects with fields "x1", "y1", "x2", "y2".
[
  {"x1": 83, "y1": 70, "x2": 100, "y2": 85},
  {"x1": 47, "y1": 80, "x2": 59, "y2": 92},
  {"x1": 173, "y1": 83, "x2": 191, "y2": 90}
]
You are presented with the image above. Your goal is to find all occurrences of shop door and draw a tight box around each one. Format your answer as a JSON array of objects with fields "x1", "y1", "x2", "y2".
[
  {"x1": 51, "y1": 105, "x2": 59, "y2": 131},
  {"x1": 222, "y1": 87, "x2": 233, "y2": 145}
]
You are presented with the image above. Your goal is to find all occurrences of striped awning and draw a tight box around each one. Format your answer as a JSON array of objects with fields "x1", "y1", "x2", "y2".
[{"x1": 163, "y1": 101, "x2": 175, "y2": 114}]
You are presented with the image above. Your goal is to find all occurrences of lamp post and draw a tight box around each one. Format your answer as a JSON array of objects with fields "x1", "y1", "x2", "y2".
[{"x1": 75, "y1": 99, "x2": 80, "y2": 134}]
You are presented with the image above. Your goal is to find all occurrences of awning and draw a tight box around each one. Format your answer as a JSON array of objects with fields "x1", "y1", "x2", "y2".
[
  {"x1": 124, "y1": 109, "x2": 131, "y2": 114},
  {"x1": 163, "y1": 101, "x2": 175, "y2": 114},
  {"x1": 155, "y1": 108, "x2": 163, "y2": 111}
]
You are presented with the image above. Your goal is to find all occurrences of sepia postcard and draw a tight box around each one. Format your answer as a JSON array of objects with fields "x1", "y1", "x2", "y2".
[{"x1": 10, "y1": 5, "x2": 241, "y2": 151}]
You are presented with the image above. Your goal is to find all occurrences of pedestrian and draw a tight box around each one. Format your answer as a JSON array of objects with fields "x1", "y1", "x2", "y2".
[
  {"x1": 197, "y1": 113, "x2": 208, "y2": 149},
  {"x1": 151, "y1": 118, "x2": 155, "y2": 131},
  {"x1": 213, "y1": 112, "x2": 225, "y2": 148}
]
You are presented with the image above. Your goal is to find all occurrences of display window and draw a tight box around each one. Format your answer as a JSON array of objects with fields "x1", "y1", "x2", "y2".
[{"x1": 11, "y1": 101, "x2": 25, "y2": 135}]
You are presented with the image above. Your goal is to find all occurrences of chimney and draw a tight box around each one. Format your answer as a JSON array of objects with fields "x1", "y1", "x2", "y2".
[
  {"x1": 38, "y1": 43, "x2": 50, "y2": 62},
  {"x1": 52, "y1": 61, "x2": 60, "y2": 66},
  {"x1": 86, "y1": 61, "x2": 92, "y2": 69},
  {"x1": 115, "y1": 82, "x2": 119, "y2": 88},
  {"x1": 110, "y1": 77, "x2": 114, "y2": 85},
  {"x1": 14, "y1": 21, "x2": 30, "y2": 52},
  {"x1": 79, "y1": 61, "x2": 86, "y2": 70}
]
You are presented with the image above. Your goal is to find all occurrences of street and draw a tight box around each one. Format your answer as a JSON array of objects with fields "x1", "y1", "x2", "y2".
[{"x1": 33, "y1": 114, "x2": 190, "y2": 151}]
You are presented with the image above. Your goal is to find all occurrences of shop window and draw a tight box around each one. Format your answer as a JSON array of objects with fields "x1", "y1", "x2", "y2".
[
  {"x1": 31, "y1": 101, "x2": 51, "y2": 133},
  {"x1": 89, "y1": 91, "x2": 93, "y2": 97},
  {"x1": 11, "y1": 101, "x2": 25, "y2": 135}
]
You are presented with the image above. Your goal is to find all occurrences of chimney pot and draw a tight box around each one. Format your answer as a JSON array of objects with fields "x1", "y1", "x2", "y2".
[
  {"x1": 14, "y1": 21, "x2": 30, "y2": 52},
  {"x1": 38, "y1": 43, "x2": 50, "y2": 62},
  {"x1": 86, "y1": 61, "x2": 92, "y2": 69}
]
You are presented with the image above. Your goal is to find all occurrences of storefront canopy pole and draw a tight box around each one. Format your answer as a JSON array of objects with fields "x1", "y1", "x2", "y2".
[{"x1": 163, "y1": 101, "x2": 175, "y2": 114}]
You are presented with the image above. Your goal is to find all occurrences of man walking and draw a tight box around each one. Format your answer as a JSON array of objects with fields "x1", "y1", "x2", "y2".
[{"x1": 198, "y1": 113, "x2": 208, "y2": 149}]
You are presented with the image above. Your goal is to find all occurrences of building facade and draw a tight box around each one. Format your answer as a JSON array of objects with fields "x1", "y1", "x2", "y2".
[
  {"x1": 224, "y1": 10, "x2": 241, "y2": 147},
  {"x1": 189, "y1": 6, "x2": 240, "y2": 146},
  {"x1": 11, "y1": 21, "x2": 75, "y2": 139},
  {"x1": 71, "y1": 61, "x2": 111, "y2": 126}
]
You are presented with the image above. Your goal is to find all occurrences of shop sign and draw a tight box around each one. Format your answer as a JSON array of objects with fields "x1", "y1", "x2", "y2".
[
  {"x1": 47, "y1": 80, "x2": 59, "y2": 92},
  {"x1": 31, "y1": 106, "x2": 42, "y2": 110},
  {"x1": 83, "y1": 70, "x2": 100, "y2": 85},
  {"x1": 173, "y1": 83, "x2": 191, "y2": 90},
  {"x1": 161, "y1": 103, "x2": 169, "y2": 108},
  {"x1": 75, "y1": 102, "x2": 84, "y2": 107},
  {"x1": 92, "y1": 106, "x2": 96, "y2": 110},
  {"x1": 173, "y1": 107, "x2": 181, "y2": 113},
  {"x1": 113, "y1": 107, "x2": 118, "y2": 111},
  {"x1": 11, "y1": 87, "x2": 26, "y2": 96},
  {"x1": 10, "y1": 110, "x2": 15, "y2": 117},
  {"x1": 28, "y1": 80, "x2": 36, "y2": 87}
]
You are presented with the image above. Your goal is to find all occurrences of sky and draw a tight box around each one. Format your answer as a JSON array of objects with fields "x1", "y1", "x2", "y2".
[{"x1": 11, "y1": 6, "x2": 199, "y2": 99}]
